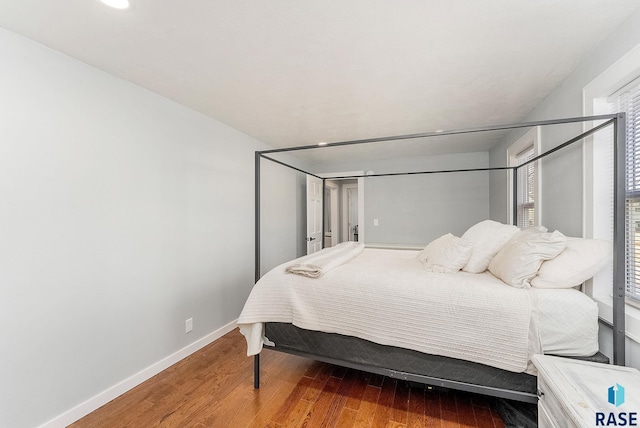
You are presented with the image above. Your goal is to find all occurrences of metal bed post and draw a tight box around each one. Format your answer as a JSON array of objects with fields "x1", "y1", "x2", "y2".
[
  {"x1": 255, "y1": 151, "x2": 261, "y2": 284},
  {"x1": 613, "y1": 113, "x2": 627, "y2": 366},
  {"x1": 512, "y1": 168, "x2": 518, "y2": 226},
  {"x1": 322, "y1": 178, "x2": 326, "y2": 249},
  {"x1": 254, "y1": 354, "x2": 260, "y2": 389},
  {"x1": 254, "y1": 151, "x2": 261, "y2": 388}
]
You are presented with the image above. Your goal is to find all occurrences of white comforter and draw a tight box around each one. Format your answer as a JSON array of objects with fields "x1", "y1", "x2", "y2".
[{"x1": 238, "y1": 248, "x2": 542, "y2": 373}]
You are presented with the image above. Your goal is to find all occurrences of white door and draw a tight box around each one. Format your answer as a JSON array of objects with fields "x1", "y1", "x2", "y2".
[
  {"x1": 348, "y1": 187, "x2": 359, "y2": 241},
  {"x1": 342, "y1": 183, "x2": 360, "y2": 242},
  {"x1": 306, "y1": 175, "x2": 323, "y2": 254},
  {"x1": 325, "y1": 181, "x2": 339, "y2": 248}
]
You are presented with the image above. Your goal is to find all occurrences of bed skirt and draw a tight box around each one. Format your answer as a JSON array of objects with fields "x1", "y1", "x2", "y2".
[{"x1": 263, "y1": 323, "x2": 608, "y2": 403}]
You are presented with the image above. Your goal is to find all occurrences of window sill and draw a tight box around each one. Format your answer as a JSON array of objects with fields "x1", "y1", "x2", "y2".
[{"x1": 594, "y1": 295, "x2": 640, "y2": 344}]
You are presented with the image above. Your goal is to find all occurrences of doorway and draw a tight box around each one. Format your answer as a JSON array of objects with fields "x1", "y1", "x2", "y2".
[
  {"x1": 342, "y1": 182, "x2": 359, "y2": 242},
  {"x1": 324, "y1": 181, "x2": 339, "y2": 247},
  {"x1": 309, "y1": 172, "x2": 365, "y2": 250},
  {"x1": 306, "y1": 175, "x2": 323, "y2": 254}
]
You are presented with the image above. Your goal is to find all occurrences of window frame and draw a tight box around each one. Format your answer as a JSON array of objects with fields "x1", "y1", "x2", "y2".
[
  {"x1": 618, "y1": 81, "x2": 640, "y2": 301},
  {"x1": 507, "y1": 127, "x2": 541, "y2": 226}
]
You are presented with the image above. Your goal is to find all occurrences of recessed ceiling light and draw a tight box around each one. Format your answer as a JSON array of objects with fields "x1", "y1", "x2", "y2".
[
  {"x1": 98, "y1": 0, "x2": 130, "y2": 9},
  {"x1": 318, "y1": 142, "x2": 328, "y2": 146}
]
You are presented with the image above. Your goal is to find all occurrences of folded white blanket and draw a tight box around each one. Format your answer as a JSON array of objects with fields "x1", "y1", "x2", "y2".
[{"x1": 285, "y1": 241, "x2": 364, "y2": 278}]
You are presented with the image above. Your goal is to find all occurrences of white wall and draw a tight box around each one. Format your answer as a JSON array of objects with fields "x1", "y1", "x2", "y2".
[
  {"x1": 489, "y1": 9, "x2": 640, "y2": 367},
  {"x1": 0, "y1": 28, "x2": 293, "y2": 428}
]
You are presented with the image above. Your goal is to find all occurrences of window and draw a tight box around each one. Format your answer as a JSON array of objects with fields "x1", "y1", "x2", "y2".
[
  {"x1": 507, "y1": 127, "x2": 540, "y2": 226},
  {"x1": 618, "y1": 80, "x2": 640, "y2": 300},
  {"x1": 516, "y1": 146, "x2": 536, "y2": 228},
  {"x1": 583, "y1": 41, "x2": 640, "y2": 336},
  {"x1": 595, "y1": 77, "x2": 640, "y2": 301}
]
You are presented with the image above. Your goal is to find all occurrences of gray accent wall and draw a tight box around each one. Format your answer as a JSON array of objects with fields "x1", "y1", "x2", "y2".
[
  {"x1": 363, "y1": 170, "x2": 489, "y2": 245},
  {"x1": 313, "y1": 152, "x2": 490, "y2": 246}
]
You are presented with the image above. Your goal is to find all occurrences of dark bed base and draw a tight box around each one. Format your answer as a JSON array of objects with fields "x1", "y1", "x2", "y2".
[{"x1": 254, "y1": 322, "x2": 609, "y2": 404}]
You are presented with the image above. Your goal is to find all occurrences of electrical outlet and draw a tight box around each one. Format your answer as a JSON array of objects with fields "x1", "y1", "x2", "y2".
[
  {"x1": 185, "y1": 318, "x2": 193, "y2": 333},
  {"x1": 373, "y1": 219, "x2": 379, "y2": 226}
]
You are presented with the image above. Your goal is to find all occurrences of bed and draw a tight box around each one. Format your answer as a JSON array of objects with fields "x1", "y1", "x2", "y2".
[
  {"x1": 243, "y1": 114, "x2": 627, "y2": 403},
  {"x1": 239, "y1": 226, "x2": 609, "y2": 402}
]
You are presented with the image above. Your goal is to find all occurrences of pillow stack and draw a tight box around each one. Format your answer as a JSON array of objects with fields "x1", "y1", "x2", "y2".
[{"x1": 417, "y1": 219, "x2": 612, "y2": 289}]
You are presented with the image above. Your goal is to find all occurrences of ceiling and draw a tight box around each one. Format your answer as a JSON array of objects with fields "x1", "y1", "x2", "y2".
[{"x1": 0, "y1": 0, "x2": 638, "y2": 161}]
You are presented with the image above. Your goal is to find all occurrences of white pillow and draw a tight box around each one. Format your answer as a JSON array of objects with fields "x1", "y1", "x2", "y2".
[
  {"x1": 419, "y1": 233, "x2": 473, "y2": 273},
  {"x1": 531, "y1": 238, "x2": 612, "y2": 289},
  {"x1": 461, "y1": 220, "x2": 520, "y2": 273},
  {"x1": 489, "y1": 230, "x2": 567, "y2": 288},
  {"x1": 522, "y1": 225, "x2": 548, "y2": 233}
]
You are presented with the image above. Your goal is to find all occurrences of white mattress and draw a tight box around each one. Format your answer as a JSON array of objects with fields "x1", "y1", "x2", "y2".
[
  {"x1": 238, "y1": 248, "x2": 599, "y2": 374},
  {"x1": 534, "y1": 288, "x2": 599, "y2": 356}
]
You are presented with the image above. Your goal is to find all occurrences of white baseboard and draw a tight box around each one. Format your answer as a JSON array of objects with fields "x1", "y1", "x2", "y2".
[{"x1": 38, "y1": 319, "x2": 238, "y2": 428}]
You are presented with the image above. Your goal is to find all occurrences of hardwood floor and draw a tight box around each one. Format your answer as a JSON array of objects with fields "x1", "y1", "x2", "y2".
[{"x1": 71, "y1": 329, "x2": 506, "y2": 427}]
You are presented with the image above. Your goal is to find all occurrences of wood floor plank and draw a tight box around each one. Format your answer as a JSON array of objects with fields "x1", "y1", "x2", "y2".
[
  {"x1": 425, "y1": 389, "x2": 443, "y2": 428},
  {"x1": 69, "y1": 329, "x2": 508, "y2": 428},
  {"x1": 441, "y1": 410, "x2": 461, "y2": 428},
  {"x1": 392, "y1": 381, "x2": 410, "y2": 424},
  {"x1": 237, "y1": 354, "x2": 314, "y2": 428},
  {"x1": 304, "y1": 375, "x2": 343, "y2": 428},
  {"x1": 302, "y1": 363, "x2": 334, "y2": 402},
  {"x1": 330, "y1": 365, "x2": 348, "y2": 379},
  {"x1": 455, "y1": 394, "x2": 478, "y2": 428},
  {"x1": 371, "y1": 377, "x2": 398, "y2": 428},
  {"x1": 407, "y1": 387, "x2": 425, "y2": 428},
  {"x1": 163, "y1": 350, "x2": 284, "y2": 427},
  {"x1": 303, "y1": 360, "x2": 325, "y2": 379},
  {"x1": 344, "y1": 371, "x2": 370, "y2": 411},
  {"x1": 280, "y1": 396, "x2": 314, "y2": 427},
  {"x1": 335, "y1": 407, "x2": 359, "y2": 428},
  {"x1": 369, "y1": 373, "x2": 385, "y2": 387},
  {"x1": 440, "y1": 392, "x2": 458, "y2": 415},
  {"x1": 317, "y1": 369, "x2": 359, "y2": 428},
  {"x1": 353, "y1": 384, "x2": 382, "y2": 428},
  {"x1": 472, "y1": 405, "x2": 499, "y2": 428},
  {"x1": 271, "y1": 375, "x2": 314, "y2": 424}
]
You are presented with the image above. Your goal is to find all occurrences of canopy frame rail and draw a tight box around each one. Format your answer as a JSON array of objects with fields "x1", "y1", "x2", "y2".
[{"x1": 254, "y1": 113, "x2": 627, "y2": 371}]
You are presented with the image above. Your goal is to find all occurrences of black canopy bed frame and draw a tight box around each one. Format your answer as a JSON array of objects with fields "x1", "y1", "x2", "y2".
[{"x1": 251, "y1": 113, "x2": 627, "y2": 404}]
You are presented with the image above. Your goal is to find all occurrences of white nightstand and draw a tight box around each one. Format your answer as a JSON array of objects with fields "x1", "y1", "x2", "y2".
[{"x1": 532, "y1": 354, "x2": 640, "y2": 427}]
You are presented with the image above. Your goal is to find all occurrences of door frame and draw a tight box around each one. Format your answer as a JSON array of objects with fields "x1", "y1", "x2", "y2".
[
  {"x1": 319, "y1": 171, "x2": 365, "y2": 243},
  {"x1": 325, "y1": 180, "x2": 339, "y2": 247},
  {"x1": 306, "y1": 175, "x2": 323, "y2": 254},
  {"x1": 342, "y1": 183, "x2": 358, "y2": 241}
]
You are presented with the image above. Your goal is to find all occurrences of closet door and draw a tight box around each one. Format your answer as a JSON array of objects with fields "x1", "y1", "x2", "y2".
[{"x1": 306, "y1": 175, "x2": 323, "y2": 254}]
